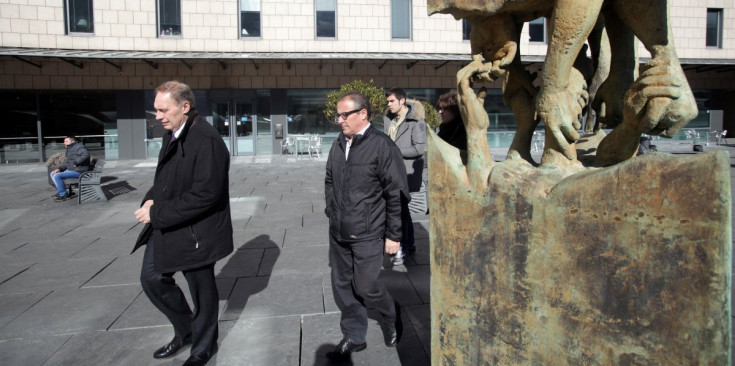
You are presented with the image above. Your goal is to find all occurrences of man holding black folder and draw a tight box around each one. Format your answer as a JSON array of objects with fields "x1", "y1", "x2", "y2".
[{"x1": 133, "y1": 80, "x2": 233, "y2": 366}]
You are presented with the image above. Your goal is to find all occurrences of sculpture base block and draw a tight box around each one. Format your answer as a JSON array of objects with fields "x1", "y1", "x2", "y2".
[{"x1": 430, "y1": 148, "x2": 731, "y2": 364}]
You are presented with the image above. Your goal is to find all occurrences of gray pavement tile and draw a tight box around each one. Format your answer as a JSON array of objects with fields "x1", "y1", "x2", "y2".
[
  {"x1": 265, "y1": 201, "x2": 314, "y2": 214},
  {"x1": 259, "y1": 245, "x2": 329, "y2": 277},
  {"x1": 405, "y1": 265, "x2": 430, "y2": 304},
  {"x1": 312, "y1": 199, "x2": 327, "y2": 214},
  {"x1": 233, "y1": 228, "x2": 285, "y2": 247},
  {"x1": 0, "y1": 334, "x2": 71, "y2": 366},
  {"x1": 403, "y1": 304, "x2": 431, "y2": 357},
  {"x1": 381, "y1": 269, "x2": 424, "y2": 307},
  {"x1": 0, "y1": 284, "x2": 141, "y2": 339},
  {"x1": 0, "y1": 208, "x2": 32, "y2": 234},
  {"x1": 0, "y1": 224, "x2": 87, "y2": 244},
  {"x1": 0, "y1": 291, "x2": 50, "y2": 329},
  {"x1": 69, "y1": 235, "x2": 139, "y2": 260},
  {"x1": 230, "y1": 196, "x2": 267, "y2": 222},
  {"x1": 109, "y1": 277, "x2": 235, "y2": 331},
  {"x1": 413, "y1": 220, "x2": 429, "y2": 239},
  {"x1": 245, "y1": 214, "x2": 303, "y2": 230},
  {"x1": 281, "y1": 191, "x2": 321, "y2": 204},
  {"x1": 41, "y1": 327, "x2": 183, "y2": 366},
  {"x1": 0, "y1": 258, "x2": 115, "y2": 295},
  {"x1": 215, "y1": 316, "x2": 301, "y2": 366},
  {"x1": 0, "y1": 263, "x2": 33, "y2": 285},
  {"x1": 82, "y1": 253, "x2": 145, "y2": 287},
  {"x1": 0, "y1": 237, "x2": 98, "y2": 265},
  {"x1": 221, "y1": 273, "x2": 323, "y2": 321},
  {"x1": 302, "y1": 212, "x2": 329, "y2": 230},
  {"x1": 283, "y1": 226, "x2": 328, "y2": 248},
  {"x1": 215, "y1": 248, "x2": 265, "y2": 279},
  {"x1": 301, "y1": 312, "x2": 404, "y2": 366},
  {"x1": 0, "y1": 235, "x2": 25, "y2": 256}
]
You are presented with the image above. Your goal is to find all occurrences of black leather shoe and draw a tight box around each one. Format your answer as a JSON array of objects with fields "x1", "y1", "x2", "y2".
[
  {"x1": 182, "y1": 355, "x2": 209, "y2": 366},
  {"x1": 380, "y1": 304, "x2": 402, "y2": 347},
  {"x1": 327, "y1": 338, "x2": 367, "y2": 360},
  {"x1": 153, "y1": 335, "x2": 192, "y2": 359},
  {"x1": 182, "y1": 344, "x2": 217, "y2": 366}
]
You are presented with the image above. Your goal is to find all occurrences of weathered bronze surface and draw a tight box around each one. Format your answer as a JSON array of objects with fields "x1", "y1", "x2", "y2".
[
  {"x1": 427, "y1": 0, "x2": 731, "y2": 364},
  {"x1": 429, "y1": 140, "x2": 731, "y2": 364}
]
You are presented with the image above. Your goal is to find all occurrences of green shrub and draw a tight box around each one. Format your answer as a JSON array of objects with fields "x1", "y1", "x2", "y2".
[
  {"x1": 421, "y1": 100, "x2": 441, "y2": 131},
  {"x1": 324, "y1": 79, "x2": 388, "y2": 127}
]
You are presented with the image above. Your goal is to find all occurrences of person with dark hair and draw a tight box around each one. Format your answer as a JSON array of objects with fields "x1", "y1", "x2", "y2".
[
  {"x1": 324, "y1": 91, "x2": 408, "y2": 359},
  {"x1": 49, "y1": 135, "x2": 90, "y2": 202},
  {"x1": 383, "y1": 87, "x2": 426, "y2": 265},
  {"x1": 436, "y1": 90, "x2": 467, "y2": 151},
  {"x1": 133, "y1": 80, "x2": 233, "y2": 366}
]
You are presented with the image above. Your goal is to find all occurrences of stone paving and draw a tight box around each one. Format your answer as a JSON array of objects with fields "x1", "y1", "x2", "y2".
[{"x1": 0, "y1": 142, "x2": 733, "y2": 366}]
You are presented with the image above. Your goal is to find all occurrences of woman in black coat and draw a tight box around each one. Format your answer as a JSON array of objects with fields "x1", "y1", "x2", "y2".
[{"x1": 436, "y1": 90, "x2": 467, "y2": 151}]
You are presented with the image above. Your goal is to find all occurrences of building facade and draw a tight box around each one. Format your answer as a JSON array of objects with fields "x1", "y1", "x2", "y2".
[{"x1": 0, "y1": 0, "x2": 733, "y2": 162}]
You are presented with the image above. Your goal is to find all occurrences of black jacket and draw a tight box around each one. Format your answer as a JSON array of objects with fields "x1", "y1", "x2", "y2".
[
  {"x1": 134, "y1": 109, "x2": 234, "y2": 273},
  {"x1": 437, "y1": 117, "x2": 467, "y2": 151},
  {"x1": 60, "y1": 142, "x2": 90, "y2": 172},
  {"x1": 325, "y1": 125, "x2": 409, "y2": 243}
]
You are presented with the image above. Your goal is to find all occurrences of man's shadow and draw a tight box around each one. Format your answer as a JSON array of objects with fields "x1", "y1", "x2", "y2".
[{"x1": 214, "y1": 234, "x2": 280, "y2": 349}]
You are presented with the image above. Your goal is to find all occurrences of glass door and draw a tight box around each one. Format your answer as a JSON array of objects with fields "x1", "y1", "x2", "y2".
[{"x1": 210, "y1": 97, "x2": 256, "y2": 155}]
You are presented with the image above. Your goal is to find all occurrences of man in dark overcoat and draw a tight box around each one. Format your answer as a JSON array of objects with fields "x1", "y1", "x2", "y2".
[
  {"x1": 134, "y1": 80, "x2": 233, "y2": 366},
  {"x1": 324, "y1": 91, "x2": 409, "y2": 359}
]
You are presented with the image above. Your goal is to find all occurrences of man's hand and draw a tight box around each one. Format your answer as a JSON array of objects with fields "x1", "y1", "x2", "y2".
[
  {"x1": 385, "y1": 238, "x2": 400, "y2": 254},
  {"x1": 51, "y1": 169, "x2": 59, "y2": 174},
  {"x1": 134, "y1": 200, "x2": 154, "y2": 224}
]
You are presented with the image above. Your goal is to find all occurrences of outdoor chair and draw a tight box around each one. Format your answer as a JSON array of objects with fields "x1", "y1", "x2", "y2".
[
  {"x1": 282, "y1": 136, "x2": 296, "y2": 155},
  {"x1": 307, "y1": 136, "x2": 322, "y2": 158},
  {"x1": 62, "y1": 159, "x2": 107, "y2": 204}
]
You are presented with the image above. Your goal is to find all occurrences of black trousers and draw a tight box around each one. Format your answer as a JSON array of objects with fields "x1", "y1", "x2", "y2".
[
  {"x1": 140, "y1": 241, "x2": 219, "y2": 357},
  {"x1": 329, "y1": 233, "x2": 396, "y2": 344}
]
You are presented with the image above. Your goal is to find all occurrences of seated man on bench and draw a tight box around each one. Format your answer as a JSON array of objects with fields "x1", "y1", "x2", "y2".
[{"x1": 50, "y1": 135, "x2": 90, "y2": 202}]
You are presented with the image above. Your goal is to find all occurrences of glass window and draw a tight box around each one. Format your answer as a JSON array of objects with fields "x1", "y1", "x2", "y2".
[
  {"x1": 66, "y1": 0, "x2": 94, "y2": 34},
  {"x1": 316, "y1": 0, "x2": 336, "y2": 38},
  {"x1": 462, "y1": 19, "x2": 472, "y2": 41},
  {"x1": 240, "y1": 0, "x2": 261, "y2": 38},
  {"x1": 39, "y1": 91, "x2": 118, "y2": 161},
  {"x1": 391, "y1": 0, "x2": 411, "y2": 40},
  {"x1": 158, "y1": 0, "x2": 182, "y2": 37},
  {"x1": 706, "y1": 8, "x2": 723, "y2": 48},
  {"x1": 287, "y1": 89, "x2": 340, "y2": 140},
  {"x1": 528, "y1": 17, "x2": 546, "y2": 43}
]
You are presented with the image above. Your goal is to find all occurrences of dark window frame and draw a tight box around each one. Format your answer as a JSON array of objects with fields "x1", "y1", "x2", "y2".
[
  {"x1": 391, "y1": 0, "x2": 412, "y2": 40},
  {"x1": 157, "y1": 0, "x2": 182, "y2": 38},
  {"x1": 64, "y1": 0, "x2": 94, "y2": 35},
  {"x1": 528, "y1": 17, "x2": 546, "y2": 44},
  {"x1": 315, "y1": 0, "x2": 337, "y2": 39},
  {"x1": 706, "y1": 8, "x2": 723, "y2": 48},
  {"x1": 462, "y1": 19, "x2": 471, "y2": 41},
  {"x1": 240, "y1": 0, "x2": 262, "y2": 38}
]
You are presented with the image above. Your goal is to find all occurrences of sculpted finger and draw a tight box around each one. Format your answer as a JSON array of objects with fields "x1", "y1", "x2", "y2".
[{"x1": 640, "y1": 97, "x2": 670, "y2": 132}]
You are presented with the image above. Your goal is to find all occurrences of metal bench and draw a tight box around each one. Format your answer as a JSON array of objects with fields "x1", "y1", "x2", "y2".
[{"x1": 63, "y1": 159, "x2": 107, "y2": 204}]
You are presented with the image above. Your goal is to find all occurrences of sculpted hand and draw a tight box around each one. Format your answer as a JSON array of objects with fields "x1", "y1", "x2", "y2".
[
  {"x1": 385, "y1": 238, "x2": 400, "y2": 255},
  {"x1": 624, "y1": 61, "x2": 697, "y2": 137},
  {"x1": 536, "y1": 88, "x2": 584, "y2": 160}
]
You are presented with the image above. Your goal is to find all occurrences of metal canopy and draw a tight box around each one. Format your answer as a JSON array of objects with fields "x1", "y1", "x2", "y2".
[{"x1": 0, "y1": 47, "x2": 733, "y2": 67}]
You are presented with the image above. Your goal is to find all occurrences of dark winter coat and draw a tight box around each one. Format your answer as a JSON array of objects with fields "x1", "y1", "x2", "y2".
[
  {"x1": 383, "y1": 100, "x2": 426, "y2": 192},
  {"x1": 60, "y1": 142, "x2": 90, "y2": 172},
  {"x1": 134, "y1": 109, "x2": 234, "y2": 273},
  {"x1": 325, "y1": 125, "x2": 409, "y2": 243},
  {"x1": 437, "y1": 116, "x2": 467, "y2": 151}
]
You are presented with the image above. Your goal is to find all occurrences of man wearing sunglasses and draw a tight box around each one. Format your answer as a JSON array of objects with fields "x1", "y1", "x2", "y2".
[{"x1": 324, "y1": 91, "x2": 409, "y2": 359}]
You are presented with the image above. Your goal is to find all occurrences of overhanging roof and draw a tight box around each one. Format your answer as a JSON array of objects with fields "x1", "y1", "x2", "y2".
[{"x1": 1, "y1": 47, "x2": 733, "y2": 68}]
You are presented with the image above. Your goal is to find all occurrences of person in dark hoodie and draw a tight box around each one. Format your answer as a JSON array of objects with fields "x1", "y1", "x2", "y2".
[
  {"x1": 436, "y1": 90, "x2": 467, "y2": 151},
  {"x1": 49, "y1": 135, "x2": 90, "y2": 202},
  {"x1": 325, "y1": 91, "x2": 407, "y2": 359},
  {"x1": 383, "y1": 88, "x2": 426, "y2": 265},
  {"x1": 133, "y1": 81, "x2": 233, "y2": 366}
]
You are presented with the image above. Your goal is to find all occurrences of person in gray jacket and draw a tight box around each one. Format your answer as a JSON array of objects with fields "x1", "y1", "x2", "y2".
[
  {"x1": 49, "y1": 135, "x2": 90, "y2": 201},
  {"x1": 384, "y1": 88, "x2": 426, "y2": 265}
]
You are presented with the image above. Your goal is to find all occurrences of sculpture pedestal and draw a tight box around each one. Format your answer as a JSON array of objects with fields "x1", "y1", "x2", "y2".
[{"x1": 430, "y1": 140, "x2": 731, "y2": 364}]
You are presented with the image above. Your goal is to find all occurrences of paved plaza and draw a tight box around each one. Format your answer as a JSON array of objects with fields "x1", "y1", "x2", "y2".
[{"x1": 0, "y1": 141, "x2": 733, "y2": 365}]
